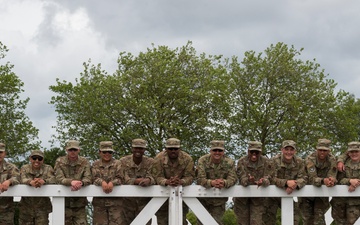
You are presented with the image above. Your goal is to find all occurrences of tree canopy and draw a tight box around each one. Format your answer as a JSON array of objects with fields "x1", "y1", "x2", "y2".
[
  {"x1": 49, "y1": 41, "x2": 360, "y2": 161},
  {"x1": 0, "y1": 41, "x2": 40, "y2": 165}
]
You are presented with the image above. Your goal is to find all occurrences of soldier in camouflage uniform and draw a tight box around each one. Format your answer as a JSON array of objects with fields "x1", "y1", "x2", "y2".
[
  {"x1": 263, "y1": 140, "x2": 307, "y2": 225},
  {"x1": 299, "y1": 139, "x2": 337, "y2": 225},
  {"x1": 331, "y1": 141, "x2": 360, "y2": 225},
  {"x1": 233, "y1": 141, "x2": 270, "y2": 225},
  {"x1": 54, "y1": 140, "x2": 92, "y2": 225},
  {"x1": 151, "y1": 138, "x2": 195, "y2": 225},
  {"x1": 119, "y1": 139, "x2": 155, "y2": 225},
  {"x1": 91, "y1": 141, "x2": 123, "y2": 225},
  {"x1": 0, "y1": 142, "x2": 20, "y2": 224},
  {"x1": 19, "y1": 150, "x2": 56, "y2": 225},
  {"x1": 196, "y1": 140, "x2": 237, "y2": 225}
]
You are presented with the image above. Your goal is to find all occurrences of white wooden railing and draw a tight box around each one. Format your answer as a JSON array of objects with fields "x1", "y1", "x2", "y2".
[{"x1": 2, "y1": 185, "x2": 360, "y2": 225}]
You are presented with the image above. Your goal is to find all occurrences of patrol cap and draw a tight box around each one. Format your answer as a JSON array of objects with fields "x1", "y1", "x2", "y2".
[
  {"x1": 30, "y1": 150, "x2": 44, "y2": 157},
  {"x1": 65, "y1": 140, "x2": 80, "y2": 150},
  {"x1": 282, "y1": 140, "x2": 297, "y2": 150},
  {"x1": 165, "y1": 138, "x2": 180, "y2": 148},
  {"x1": 132, "y1": 139, "x2": 147, "y2": 148},
  {"x1": 347, "y1": 141, "x2": 360, "y2": 152},
  {"x1": 248, "y1": 141, "x2": 262, "y2": 152},
  {"x1": 99, "y1": 141, "x2": 114, "y2": 152},
  {"x1": 0, "y1": 143, "x2": 5, "y2": 152},
  {"x1": 316, "y1": 139, "x2": 331, "y2": 151},
  {"x1": 210, "y1": 140, "x2": 225, "y2": 150}
]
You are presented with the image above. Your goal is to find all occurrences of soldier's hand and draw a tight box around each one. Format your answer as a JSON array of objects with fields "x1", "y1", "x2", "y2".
[
  {"x1": 349, "y1": 179, "x2": 360, "y2": 188},
  {"x1": 349, "y1": 185, "x2": 356, "y2": 192},
  {"x1": 35, "y1": 178, "x2": 45, "y2": 188},
  {"x1": 106, "y1": 182, "x2": 114, "y2": 193},
  {"x1": 139, "y1": 178, "x2": 151, "y2": 187},
  {"x1": 0, "y1": 180, "x2": 11, "y2": 192},
  {"x1": 324, "y1": 178, "x2": 334, "y2": 187},
  {"x1": 248, "y1": 174, "x2": 255, "y2": 184},
  {"x1": 217, "y1": 179, "x2": 225, "y2": 189},
  {"x1": 71, "y1": 180, "x2": 82, "y2": 191},
  {"x1": 286, "y1": 180, "x2": 297, "y2": 189},
  {"x1": 286, "y1": 187, "x2": 294, "y2": 194},
  {"x1": 337, "y1": 162, "x2": 345, "y2": 172}
]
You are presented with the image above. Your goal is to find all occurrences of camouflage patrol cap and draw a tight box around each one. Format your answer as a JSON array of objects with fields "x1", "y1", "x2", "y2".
[
  {"x1": 347, "y1": 141, "x2": 360, "y2": 152},
  {"x1": 132, "y1": 139, "x2": 147, "y2": 148},
  {"x1": 316, "y1": 139, "x2": 331, "y2": 151},
  {"x1": 30, "y1": 150, "x2": 44, "y2": 157},
  {"x1": 165, "y1": 138, "x2": 180, "y2": 148},
  {"x1": 65, "y1": 140, "x2": 80, "y2": 150},
  {"x1": 99, "y1": 141, "x2": 114, "y2": 152},
  {"x1": 210, "y1": 140, "x2": 225, "y2": 150},
  {"x1": 248, "y1": 141, "x2": 262, "y2": 152},
  {"x1": 0, "y1": 143, "x2": 5, "y2": 152},
  {"x1": 282, "y1": 140, "x2": 297, "y2": 150}
]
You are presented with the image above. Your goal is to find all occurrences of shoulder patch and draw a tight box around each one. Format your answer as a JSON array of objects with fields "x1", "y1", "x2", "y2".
[{"x1": 309, "y1": 167, "x2": 316, "y2": 173}]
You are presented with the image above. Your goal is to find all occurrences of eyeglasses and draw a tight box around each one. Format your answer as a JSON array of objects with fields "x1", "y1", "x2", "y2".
[
  {"x1": 212, "y1": 149, "x2": 224, "y2": 152},
  {"x1": 68, "y1": 148, "x2": 79, "y2": 152},
  {"x1": 317, "y1": 149, "x2": 329, "y2": 152},
  {"x1": 101, "y1": 151, "x2": 113, "y2": 154},
  {"x1": 249, "y1": 150, "x2": 260, "y2": 155},
  {"x1": 167, "y1": 148, "x2": 179, "y2": 151},
  {"x1": 31, "y1": 156, "x2": 43, "y2": 161}
]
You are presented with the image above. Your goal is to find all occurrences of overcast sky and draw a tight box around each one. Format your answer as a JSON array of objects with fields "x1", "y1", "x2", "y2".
[{"x1": 1, "y1": 0, "x2": 359, "y2": 149}]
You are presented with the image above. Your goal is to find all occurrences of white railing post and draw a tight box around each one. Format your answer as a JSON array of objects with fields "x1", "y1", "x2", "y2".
[
  {"x1": 281, "y1": 197, "x2": 294, "y2": 225},
  {"x1": 52, "y1": 196, "x2": 65, "y2": 225}
]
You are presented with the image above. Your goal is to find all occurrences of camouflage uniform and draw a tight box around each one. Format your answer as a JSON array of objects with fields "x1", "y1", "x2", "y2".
[
  {"x1": 0, "y1": 143, "x2": 20, "y2": 225},
  {"x1": 234, "y1": 141, "x2": 270, "y2": 225},
  {"x1": 332, "y1": 142, "x2": 360, "y2": 225},
  {"x1": 264, "y1": 140, "x2": 307, "y2": 225},
  {"x1": 92, "y1": 150, "x2": 122, "y2": 225},
  {"x1": 19, "y1": 150, "x2": 56, "y2": 225},
  {"x1": 119, "y1": 154, "x2": 155, "y2": 224},
  {"x1": 151, "y1": 138, "x2": 195, "y2": 225},
  {"x1": 196, "y1": 141, "x2": 237, "y2": 225},
  {"x1": 300, "y1": 139, "x2": 337, "y2": 225},
  {"x1": 54, "y1": 140, "x2": 92, "y2": 225}
]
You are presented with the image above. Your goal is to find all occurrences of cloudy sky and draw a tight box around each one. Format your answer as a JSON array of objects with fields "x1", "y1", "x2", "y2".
[{"x1": 1, "y1": 0, "x2": 359, "y2": 149}]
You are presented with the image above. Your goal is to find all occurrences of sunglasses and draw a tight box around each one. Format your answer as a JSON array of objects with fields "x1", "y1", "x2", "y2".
[
  {"x1": 212, "y1": 149, "x2": 224, "y2": 152},
  {"x1": 31, "y1": 156, "x2": 43, "y2": 161},
  {"x1": 101, "y1": 151, "x2": 113, "y2": 154},
  {"x1": 68, "y1": 148, "x2": 79, "y2": 152},
  {"x1": 167, "y1": 148, "x2": 179, "y2": 151},
  {"x1": 249, "y1": 150, "x2": 260, "y2": 155}
]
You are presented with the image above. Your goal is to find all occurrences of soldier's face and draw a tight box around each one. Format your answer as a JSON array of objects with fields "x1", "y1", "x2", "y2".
[
  {"x1": 248, "y1": 150, "x2": 260, "y2": 162},
  {"x1": 210, "y1": 149, "x2": 224, "y2": 162},
  {"x1": 132, "y1": 147, "x2": 145, "y2": 159},
  {"x1": 166, "y1": 148, "x2": 180, "y2": 159},
  {"x1": 30, "y1": 155, "x2": 44, "y2": 169},
  {"x1": 100, "y1": 151, "x2": 113, "y2": 162},
  {"x1": 316, "y1": 149, "x2": 329, "y2": 160},
  {"x1": 348, "y1": 150, "x2": 360, "y2": 162},
  {"x1": 281, "y1": 146, "x2": 296, "y2": 162},
  {"x1": 67, "y1": 148, "x2": 80, "y2": 161},
  {"x1": 0, "y1": 151, "x2": 5, "y2": 162}
]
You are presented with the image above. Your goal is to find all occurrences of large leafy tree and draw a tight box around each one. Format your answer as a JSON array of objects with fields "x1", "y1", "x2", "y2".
[
  {"x1": 50, "y1": 42, "x2": 231, "y2": 160},
  {"x1": 0, "y1": 42, "x2": 40, "y2": 164},
  {"x1": 228, "y1": 42, "x2": 360, "y2": 157}
]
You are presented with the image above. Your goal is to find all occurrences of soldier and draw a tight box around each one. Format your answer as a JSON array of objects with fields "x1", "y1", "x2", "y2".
[
  {"x1": 19, "y1": 149, "x2": 56, "y2": 225},
  {"x1": 119, "y1": 138, "x2": 155, "y2": 225},
  {"x1": 263, "y1": 140, "x2": 307, "y2": 225},
  {"x1": 196, "y1": 140, "x2": 237, "y2": 225},
  {"x1": 54, "y1": 140, "x2": 92, "y2": 225},
  {"x1": 0, "y1": 142, "x2": 20, "y2": 224},
  {"x1": 91, "y1": 141, "x2": 123, "y2": 225},
  {"x1": 331, "y1": 141, "x2": 360, "y2": 225},
  {"x1": 151, "y1": 138, "x2": 195, "y2": 225},
  {"x1": 233, "y1": 141, "x2": 270, "y2": 225},
  {"x1": 299, "y1": 139, "x2": 337, "y2": 225}
]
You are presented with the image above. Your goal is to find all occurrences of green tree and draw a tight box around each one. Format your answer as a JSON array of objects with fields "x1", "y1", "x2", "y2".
[
  {"x1": 228, "y1": 42, "x2": 357, "y2": 157},
  {"x1": 49, "y1": 42, "x2": 231, "y2": 160},
  {"x1": 222, "y1": 209, "x2": 237, "y2": 225},
  {"x1": 0, "y1": 41, "x2": 40, "y2": 165}
]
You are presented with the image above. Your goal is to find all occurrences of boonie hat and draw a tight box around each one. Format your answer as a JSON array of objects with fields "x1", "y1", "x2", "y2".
[
  {"x1": 316, "y1": 139, "x2": 331, "y2": 151},
  {"x1": 165, "y1": 138, "x2": 180, "y2": 148},
  {"x1": 282, "y1": 140, "x2": 297, "y2": 150},
  {"x1": 65, "y1": 140, "x2": 80, "y2": 150},
  {"x1": 132, "y1": 139, "x2": 147, "y2": 148},
  {"x1": 347, "y1": 141, "x2": 360, "y2": 152},
  {"x1": 248, "y1": 141, "x2": 262, "y2": 152},
  {"x1": 210, "y1": 140, "x2": 225, "y2": 150},
  {"x1": 99, "y1": 141, "x2": 114, "y2": 152},
  {"x1": 30, "y1": 150, "x2": 44, "y2": 157},
  {"x1": 0, "y1": 143, "x2": 5, "y2": 152}
]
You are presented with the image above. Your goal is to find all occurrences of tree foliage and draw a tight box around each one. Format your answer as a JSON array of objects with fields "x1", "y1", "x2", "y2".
[{"x1": 0, "y1": 41, "x2": 40, "y2": 165}]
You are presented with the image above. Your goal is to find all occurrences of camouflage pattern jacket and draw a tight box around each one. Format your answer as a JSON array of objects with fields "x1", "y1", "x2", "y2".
[
  {"x1": 269, "y1": 154, "x2": 307, "y2": 189},
  {"x1": 119, "y1": 155, "x2": 155, "y2": 185},
  {"x1": 54, "y1": 156, "x2": 92, "y2": 208},
  {"x1": 0, "y1": 160, "x2": 20, "y2": 206},
  {"x1": 305, "y1": 151, "x2": 337, "y2": 187},
  {"x1": 151, "y1": 150, "x2": 195, "y2": 186},
  {"x1": 338, "y1": 158, "x2": 360, "y2": 205},
  {"x1": 237, "y1": 155, "x2": 270, "y2": 187},
  {"x1": 20, "y1": 163, "x2": 56, "y2": 212},
  {"x1": 196, "y1": 154, "x2": 237, "y2": 188}
]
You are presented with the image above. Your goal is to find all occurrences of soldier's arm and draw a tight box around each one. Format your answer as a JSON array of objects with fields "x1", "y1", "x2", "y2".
[
  {"x1": 223, "y1": 159, "x2": 237, "y2": 188},
  {"x1": 151, "y1": 158, "x2": 167, "y2": 186},
  {"x1": 44, "y1": 165, "x2": 56, "y2": 184},
  {"x1": 295, "y1": 159, "x2": 307, "y2": 189},
  {"x1": 54, "y1": 159, "x2": 72, "y2": 186},
  {"x1": 80, "y1": 160, "x2": 92, "y2": 186},
  {"x1": 111, "y1": 160, "x2": 122, "y2": 186},
  {"x1": 20, "y1": 165, "x2": 32, "y2": 185},
  {"x1": 181, "y1": 157, "x2": 195, "y2": 186},
  {"x1": 196, "y1": 157, "x2": 211, "y2": 187},
  {"x1": 7, "y1": 163, "x2": 20, "y2": 185},
  {"x1": 237, "y1": 158, "x2": 250, "y2": 186},
  {"x1": 91, "y1": 163, "x2": 104, "y2": 186}
]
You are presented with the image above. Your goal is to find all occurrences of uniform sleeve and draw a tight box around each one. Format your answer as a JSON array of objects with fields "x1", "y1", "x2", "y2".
[
  {"x1": 224, "y1": 159, "x2": 237, "y2": 188},
  {"x1": 7, "y1": 163, "x2": 20, "y2": 185},
  {"x1": 305, "y1": 158, "x2": 320, "y2": 186},
  {"x1": 54, "y1": 159, "x2": 72, "y2": 186},
  {"x1": 151, "y1": 157, "x2": 167, "y2": 186},
  {"x1": 91, "y1": 162, "x2": 104, "y2": 186},
  {"x1": 196, "y1": 157, "x2": 212, "y2": 188},
  {"x1": 327, "y1": 156, "x2": 338, "y2": 183},
  {"x1": 237, "y1": 158, "x2": 249, "y2": 186},
  {"x1": 44, "y1": 165, "x2": 56, "y2": 184},
  {"x1": 110, "y1": 161, "x2": 122, "y2": 186},
  {"x1": 180, "y1": 156, "x2": 195, "y2": 186},
  {"x1": 295, "y1": 159, "x2": 307, "y2": 189},
  {"x1": 80, "y1": 160, "x2": 92, "y2": 186},
  {"x1": 20, "y1": 165, "x2": 32, "y2": 185},
  {"x1": 337, "y1": 152, "x2": 348, "y2": 163}
]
